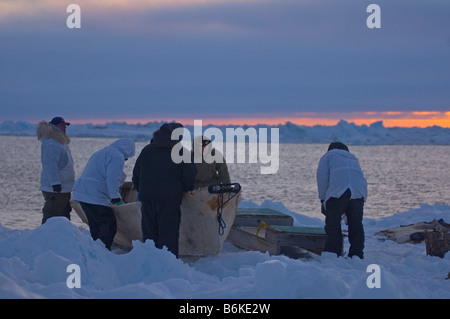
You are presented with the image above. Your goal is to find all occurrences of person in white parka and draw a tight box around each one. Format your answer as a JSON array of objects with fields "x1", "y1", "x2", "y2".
[
  {"x1": 37, "y1": 117, "x2": 75, "y2": 225},
  {"x1": 317, "y1": 142, "x2": 368, "y2": 259},
  {"x1": 72, "y1": 138, "x2": 135, "y2": 250}
]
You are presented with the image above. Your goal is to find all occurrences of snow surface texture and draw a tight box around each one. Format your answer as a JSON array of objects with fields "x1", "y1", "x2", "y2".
[
  {"x1": 1, "y1": 120, "x2": 449, "y2": 144},
  {"x1": 0, "y1": 200, "x2": 449, "y2": 299}
]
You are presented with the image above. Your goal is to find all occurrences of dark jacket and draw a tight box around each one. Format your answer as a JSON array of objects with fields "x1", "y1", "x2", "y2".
[
  {"x1": 132, "y1": 123, "x2": 197, "y2": 205},
  {"x1": 191, "y1": 135, "x2": 230, "y2": 189},
  {"x1": 193, "y1": 148, "x2": 230, "y2": 189}
]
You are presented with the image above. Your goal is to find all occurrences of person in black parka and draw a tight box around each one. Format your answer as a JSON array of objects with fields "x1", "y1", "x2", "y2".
[{"x1": 132, "y1": 123, "x2": 197, "y2": 258}]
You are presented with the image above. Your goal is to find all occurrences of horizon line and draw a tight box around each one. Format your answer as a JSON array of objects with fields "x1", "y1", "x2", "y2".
[{"x1": 7, "y1": 111, "x2": 450, "y2": 128}]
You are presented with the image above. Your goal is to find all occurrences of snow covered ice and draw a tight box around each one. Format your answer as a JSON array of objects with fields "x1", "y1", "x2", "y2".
[
  {"x1": 0, "y1": 120, "x2": 449, "y2": 301},
  {"x1": 1, "y1": 120, "x2": 449, "y2": 145},
  {"x1": 0, "y1": 200, "x2": 449, "y2": 299}
]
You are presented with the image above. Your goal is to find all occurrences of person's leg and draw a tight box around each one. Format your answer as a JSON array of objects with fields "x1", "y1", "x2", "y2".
[
  {"x1": 80, "y1": 202, "x2": 100, "y2": 242},
  {"x1": 346, "y1": 198, "x2": 365, "y2": 259},
  {"x1": 323, "y1": 189, "x2": 351, "y2": 256},
  {"x1": 141, "y1": 200, "x2": 160, "y2": 246},
  {"x1": 81, "y1": 202, "x2": 117, "y2": 250},
  {"x1": 96, "y1": 205, "x2": 117, "y2": 250},
  {"x1": 60, "y1": 193, "x2": 72, "y2": 220},
  {"x1": 158, "y1": 204, "x2": 181, "y2": 258},
  {"x1": 42, "y1": 191, "x2": 72, "y2": 224},
  {"x1": 41, "y1": 191, "x2": 53, "y2": 224},
  {"x1": 323, "y1": 197, "x2": 345, "y2": 256}
]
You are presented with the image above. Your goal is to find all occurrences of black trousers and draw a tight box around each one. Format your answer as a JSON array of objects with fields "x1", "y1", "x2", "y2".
[
  {"x1": 41, "y1": 191, "x2": 72, "y2": 224},
  {"x1": 80, "y1": 202, "x2": 117, "y2": 250},
  {"x1": 324, "y1": 189, "x2": 365, "y2": 258},
  {"x1": 141, "y1": 200, "x2": 181, "y2": 258}
]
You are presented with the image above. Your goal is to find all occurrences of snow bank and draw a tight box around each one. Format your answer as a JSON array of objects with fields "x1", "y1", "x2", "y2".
[
  {"x1": 1, "y1": 120, "x2": 449, "y2": 144},
  {"x1": 0, "y1": 201, "x2": 449, "y2": 300}
]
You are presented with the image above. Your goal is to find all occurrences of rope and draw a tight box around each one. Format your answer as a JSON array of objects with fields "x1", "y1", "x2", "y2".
[
  {"x1": 216, "y1": 190, "x2": 239, "y2": 236},
  {"x1": 217, "y1": 192, "x2": 226, "y2": 236},
  {"x1": 256, "y1": 221, "x2": 271, "y2": 247}
]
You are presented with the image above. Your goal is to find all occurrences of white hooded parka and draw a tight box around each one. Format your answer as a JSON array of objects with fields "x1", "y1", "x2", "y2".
[{"x1": 72, "y1": 139, "x2": 135, "y2": 206}]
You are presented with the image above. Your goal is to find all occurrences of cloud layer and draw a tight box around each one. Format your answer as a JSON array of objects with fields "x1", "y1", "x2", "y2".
[{"x1": 1, "y1": 1, "x2": 449, "y2": 122}]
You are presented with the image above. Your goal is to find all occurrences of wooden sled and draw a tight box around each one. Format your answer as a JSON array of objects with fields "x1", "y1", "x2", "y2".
[
  {"x1": 233, "y1": 208, "x2": 294, "y2": 227},
  {"x1": 375, "y1": 220, "x2": 441, "y2": 244},
  {"x1": 376, "y1": 218, "x2": 450, "y2": 258},
  {"x1": 71, "y1": 182, "x2": 241, "y2": 258},
  {"x1": 228, "y1": 208, "x2": 326, "y2": 258}
]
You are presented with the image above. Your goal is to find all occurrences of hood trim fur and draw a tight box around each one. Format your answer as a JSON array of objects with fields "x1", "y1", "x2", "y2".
[{"x1": 36, "y1": 121, "x2": 71, "y2": 145}]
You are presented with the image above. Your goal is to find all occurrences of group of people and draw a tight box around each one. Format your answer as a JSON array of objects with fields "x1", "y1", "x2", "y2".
[
  {"x1": 38, "y1": 116, "x2": 367, "y2": 259},
  {"x1": 37, "y1": 118, "x2": 230, "y2": 256},
  {"x1": 37, "y1": 117, "x2": 136, "y2": 250}
]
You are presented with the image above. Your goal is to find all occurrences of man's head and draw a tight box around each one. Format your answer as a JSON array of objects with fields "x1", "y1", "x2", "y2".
[
  {"x1": 151, "y1": 122, "x2": 184, "y2": 148},
  {"x1": 50, "y1": 117, "x2": 70, "y2": 133},
  {"x1": 201, "y1": 136, "x2": 211, "y2": 148},
  {"x1": 328, "y1": 142, "x2": 349, "y2": 152}
]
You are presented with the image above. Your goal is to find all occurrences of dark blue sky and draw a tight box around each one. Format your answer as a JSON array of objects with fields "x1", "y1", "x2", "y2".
[{"x1": 1, "y1": 0, "x2": 449, "y2": 124}]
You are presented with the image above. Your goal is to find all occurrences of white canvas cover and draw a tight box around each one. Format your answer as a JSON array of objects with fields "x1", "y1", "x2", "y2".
[{"x1": 70, "y1": 186, "x2": 240, "y2": 257}]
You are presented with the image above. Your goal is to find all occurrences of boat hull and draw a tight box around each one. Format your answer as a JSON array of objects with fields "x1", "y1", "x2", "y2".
[{"x1": 70, "y1": 183, "x2": 240, "y2": 257}]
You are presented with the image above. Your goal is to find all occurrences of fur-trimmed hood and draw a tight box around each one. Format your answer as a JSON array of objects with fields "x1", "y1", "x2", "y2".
[{"x1": 36, "y1": 121, "x2": 71, "y2": 145}]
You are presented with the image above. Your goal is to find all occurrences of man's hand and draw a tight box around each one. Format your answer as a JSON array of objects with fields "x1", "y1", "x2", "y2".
[
  {"x1": 111, "y1": 198, "x2": 125, "y2": 205},
  {"x1": 52, "y1": 184, "x2": 62, "y2": 193}
]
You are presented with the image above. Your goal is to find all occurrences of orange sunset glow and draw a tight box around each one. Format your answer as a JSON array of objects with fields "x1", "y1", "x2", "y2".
[{"x1": 69, "y1": 111, "x2": 450, "y2": 128}]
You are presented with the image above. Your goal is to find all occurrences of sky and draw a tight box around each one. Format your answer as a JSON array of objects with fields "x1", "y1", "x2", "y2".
[{"x1": 0, "y1": 0, "x2": 449, "y2": 127}]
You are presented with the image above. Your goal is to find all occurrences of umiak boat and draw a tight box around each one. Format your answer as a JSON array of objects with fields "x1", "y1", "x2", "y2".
[{"x1": 71, "y1": 181, "x2": 242, "y2": 258}]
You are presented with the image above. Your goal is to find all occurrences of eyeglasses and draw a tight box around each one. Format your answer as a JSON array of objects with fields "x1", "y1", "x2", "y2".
[{"x1": 202, "y1": 139, "x2": 211, "y2": 147}]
